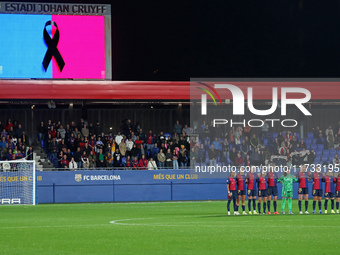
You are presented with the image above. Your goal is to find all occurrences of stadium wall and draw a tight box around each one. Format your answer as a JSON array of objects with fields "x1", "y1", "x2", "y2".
[{"x1": 30, "y1": 170, "x2": 323, "y2": 203}]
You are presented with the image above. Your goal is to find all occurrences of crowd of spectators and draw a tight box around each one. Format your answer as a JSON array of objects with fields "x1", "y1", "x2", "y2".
[
  {"x1": 194, "y1": 120, "x2": 340, "y2": 168},
  {"x1": 40, "y1": 119, "x2": 193, "y2": 170},
  {"x1": 0, "y1": 119, "x2": 33, "y2": 161}
]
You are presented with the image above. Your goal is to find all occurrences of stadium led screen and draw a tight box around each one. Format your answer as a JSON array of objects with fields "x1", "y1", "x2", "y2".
[{"x1": 0, "y1": 2, "x2": 111, "y2": 80}]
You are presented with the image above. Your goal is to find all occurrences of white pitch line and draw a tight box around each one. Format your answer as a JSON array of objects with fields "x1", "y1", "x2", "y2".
[
  {"x1": 109, "y1": 217, "x2": 340, "y2": 227},
  {"x1": 0, "y1": 224, "x2": 109, "y2": 229}
]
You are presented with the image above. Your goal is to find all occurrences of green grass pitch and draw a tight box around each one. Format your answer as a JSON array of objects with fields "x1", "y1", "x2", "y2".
[{"x1": 0, "y1": 200, "x2": 339, "y2": 255}]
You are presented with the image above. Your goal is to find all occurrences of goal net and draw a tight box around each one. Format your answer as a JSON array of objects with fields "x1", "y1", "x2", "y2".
[{"x1": 0, "y1": 160, "x2": 36, "y2": 205}]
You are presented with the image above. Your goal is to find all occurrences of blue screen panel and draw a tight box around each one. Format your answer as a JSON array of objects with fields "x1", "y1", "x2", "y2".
[{"x1": 0, "y1": 14, "x2": 52, "y2": 78}]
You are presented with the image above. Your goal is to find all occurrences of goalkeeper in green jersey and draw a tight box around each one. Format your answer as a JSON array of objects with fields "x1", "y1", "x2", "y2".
[{"x1": 277, "y1": 169, "x2": 299, "y2": 214}]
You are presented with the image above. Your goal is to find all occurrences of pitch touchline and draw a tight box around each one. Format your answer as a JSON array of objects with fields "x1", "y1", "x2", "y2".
[{"x1": 109, "y1": 218, "x2": 340, "y2": 227}]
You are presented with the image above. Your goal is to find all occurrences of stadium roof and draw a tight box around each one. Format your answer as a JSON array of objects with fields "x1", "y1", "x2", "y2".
[{"x1": 0, "y1": 79, "x2": 339, "y2": 100}]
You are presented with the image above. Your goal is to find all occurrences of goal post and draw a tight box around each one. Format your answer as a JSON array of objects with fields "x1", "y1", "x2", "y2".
[{"x1": 0, "y1": 160, "x2": 37, "y2": 205}]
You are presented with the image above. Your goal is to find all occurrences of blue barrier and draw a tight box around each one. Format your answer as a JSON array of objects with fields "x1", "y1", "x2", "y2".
[
  {"x1": 32, "y1": 170, "x2": 327, "y2": 203},
  {"x1": 1, "y1": 170, "x2": 327, "y2": 203}
]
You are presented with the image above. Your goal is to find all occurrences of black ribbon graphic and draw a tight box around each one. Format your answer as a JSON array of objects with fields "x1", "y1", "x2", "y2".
[{"x1": 42, "y1": 21, "x2": 65, "y2": 72}]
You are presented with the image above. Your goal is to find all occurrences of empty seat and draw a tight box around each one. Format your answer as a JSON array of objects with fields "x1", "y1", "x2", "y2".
[{"x1": 307, "y1": 132, "x2": 314, "y2": 138}]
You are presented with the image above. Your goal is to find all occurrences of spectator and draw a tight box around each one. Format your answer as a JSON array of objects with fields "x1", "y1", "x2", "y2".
[
  {"x1": 57, "y1": 125, "x2": 66, "y2": 139},
  {"x1": 81, "y1": 151, "x2": 90, "y2": 168},
  {"x1": 208, "y1": 144, "x2": 219, "y2": 166},
  {"x1": 174, "y1": 120, "x2": 182, "y2": 134},
  {"x1": 327, "y1": 129, "x2": 334, "y2": 149},
  {"x1": 139, "y1": 154, "x2": 148, "y2": 170},
  {"x1": 49, "y1": 126, "x2": 56, "y2": 138},
  {"x1": 97, "y1": 148, "x2": 105, "y2": 167},
  {"x1": 157, "y1": 149, "x2": 166, "y2": 168},
  {"x1": 326, "y1": 126, "x2": 333, "y2": 136},
  {"x1": 27, "y1": 146, "x2": 34, "y2": 160},
  {"x1": 115, "y1": 131, "x2": 123, "y2": 145},
  {"x1": 138, "y1": 129, "x2": 146, "y2": 143},
  {"x1": 250, "y1": 134, "x2": 258, "y2": 151},
  {"x1": 300, "y1": 139, "x2": 307, "y2": 150},
  {"x1": 74, "y1": 147, "x2": 82, "y2": 168},
  {"x1": 172, "y1": 149, "x2": 179, "y2": 169},
  {"x1": 119, "y1": 140, "x2": 127, "y2": 157},
  {"x1": 212, "y1": 137, "x2": 220, "y2": 150},
  {"x1": 147, "y1": 158, "x2": 158, "y2": 170},
  {"x1": 244, "y1": 154, "x2": 251, "y2": 166},
  {"x1": 229, "y1": 147, "x2": 237, "y2": 164},
  {"x1": 157, "y1": 131, "x2": 166, "y2": 146},
  {"x1": 307, "y1": 150, "x2": 316, "y2": 164},
  {"x1": 260, "y1": 150, "x2": 266, "y2": 165},
  {"x1": 126, "y1": 137, "x2": 134, "y2": 155},
  {"x1": 49, "y1": 137, "x2": 58, "y2": 159},
  {"x1": 182, "y1": 124, "x2": 192, "y2": 136},
  {"x1": 125, "y1": 155, "x2": 133, "y2": 169},
  {"x1": 198, "y1": 143, "x2": 206, "y2": 163},
  {"x1": 113, "y1": 148, "x2": 122, "y2": 167},
  {"x1": 96, "y1": 137, "x2": 104, "y2": 153},
  {"x1": 69, "y1": 157, "x2": 77, "y2": 170},
  {"x1": 279, "y1": 142, "x2": 288, "y2": 156},
  {"x1": 150, "y1": 143, "x2": 160, "y2": 160},
  {"x1": 243, "y1": 125, "x2": 251, "y2": 139},
  {"x1": 313, "y1": 126, "x2": 321, "y2": 138},
  {"x1": 130, "y1": 144, "x2": 139, "y2": 161},
  {"x1": 334, "y1": 134, "x2": 339, "y2": 149},
  {"x1": 179, "y1": 148, "x2": 189, "y2": 168},
  {"x1": 106, "y1": 152, "x2": 113, "y2": 167},
  {"x1": 5, "y1": 119, "x2": 13, "y2": 131},
  {"x1": 251, "y1": 148, "x2": 260, "y2": 166},
  {"x1": 146, "y1": 130, "x2": 155, "y2": 151},
  {"x1": 333, "y1": 154, "x2": 339, "y2": 165},
  {"x1": 235, "y1": 152, "x2": 243, "y2": 166},
  {"x1": 89, "y1": 151, "x2": 97, "y2": 168},
  {"x1": 61, "y1": 154, "x2": 69, "y2": 169},
  {"x1": 221, "y1": 138, "x2": 229, "y2": 161},
  {"x1": 190, "y1": 147, "x2": 198, "y2": 169},
  {"x1": 81, "y1": 124, "x2": 89, "y2": 138},
  {"x1": 165, "y1": 148, "x2": 173, "y2": 168}
]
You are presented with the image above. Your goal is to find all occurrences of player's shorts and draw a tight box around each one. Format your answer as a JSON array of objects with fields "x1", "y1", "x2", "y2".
[
  {"x1": 258, "y1": 189, "x2": 268, "y2": 197},
  {"x1": 312, "y1": 189, "x2": 323, "y2": 197},
  {"x1": 267, "y1": 186, "x2": 278, "y2": 196},
  {"x1": 247, "y1": 189, "x2": 257, "y2": 197},
  {"x1": 282, "y1": 190, "x2": 293, "y2": 198},
  {"x1": 298, "y1": 187, "x2": 309, "y2": 195},
  {"x1": 336, "y1": 191, "x2": 340, "y2": 198},
  {"x1": 238, "y1": 189, "x2": 246, "y2": 196},
  {"x1": 324, "y1": 192, "x2": 335, "y2": 198},
  {"x1": 228, "y1": 190, "x2": 237, "y2": 200}
]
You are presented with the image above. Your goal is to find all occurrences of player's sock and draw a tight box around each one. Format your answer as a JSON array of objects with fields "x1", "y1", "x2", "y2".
[
  {"x1": 305, "y1": 201, "x2": 308, "y2": 212},
  {"x1": 252, "y1": 199, "x2": 256, "y2": 211},
  {"x1": 318, "y1": 201, "x2": 322, "y2": 210},
  {"x1": 258, "y1": 203, "x2": 261, "y2": 213},
  {"x1": 274, "y1": 201, "x2": 277, "y2": 212},
  {"x1": 336, "y1": 202, "x2": 339, "y2": 210},
  {"x1": 267, "y1": 201, "x2": 271, "y2": 212},
  {"x1": 248, "y1": 200, "x2": 251, "y2": 211},
  {"x1": 282, "y1": 198, "x2": 286, "y2": 212},
  {"x1": 227, "y1": 200, "x2": 231, "y2": 212},
  {"x1": 233, "y1": 199, "x2": 237, "y2": 212},
  {"x1": 298, "y1": 200, "x2": 302, "y2": 211},
  {"x1": 313, "y1": 201, "x2": 316, "y2": 210},
  {"x1": 242, "y1": 205, "x2": 245, "y2": 212},
  {"x1": 263, "y1": 202, "x2": 266, "y2": 213},
  {"x1": 288, "y1": 198, "x2": 292, "y2": 211},
  {"x1": 325, "y1": 199, "x2": 328, "y2": 211},
  {"x1": 331, "y1": 200, "x2": 334, "y2": 210}
]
